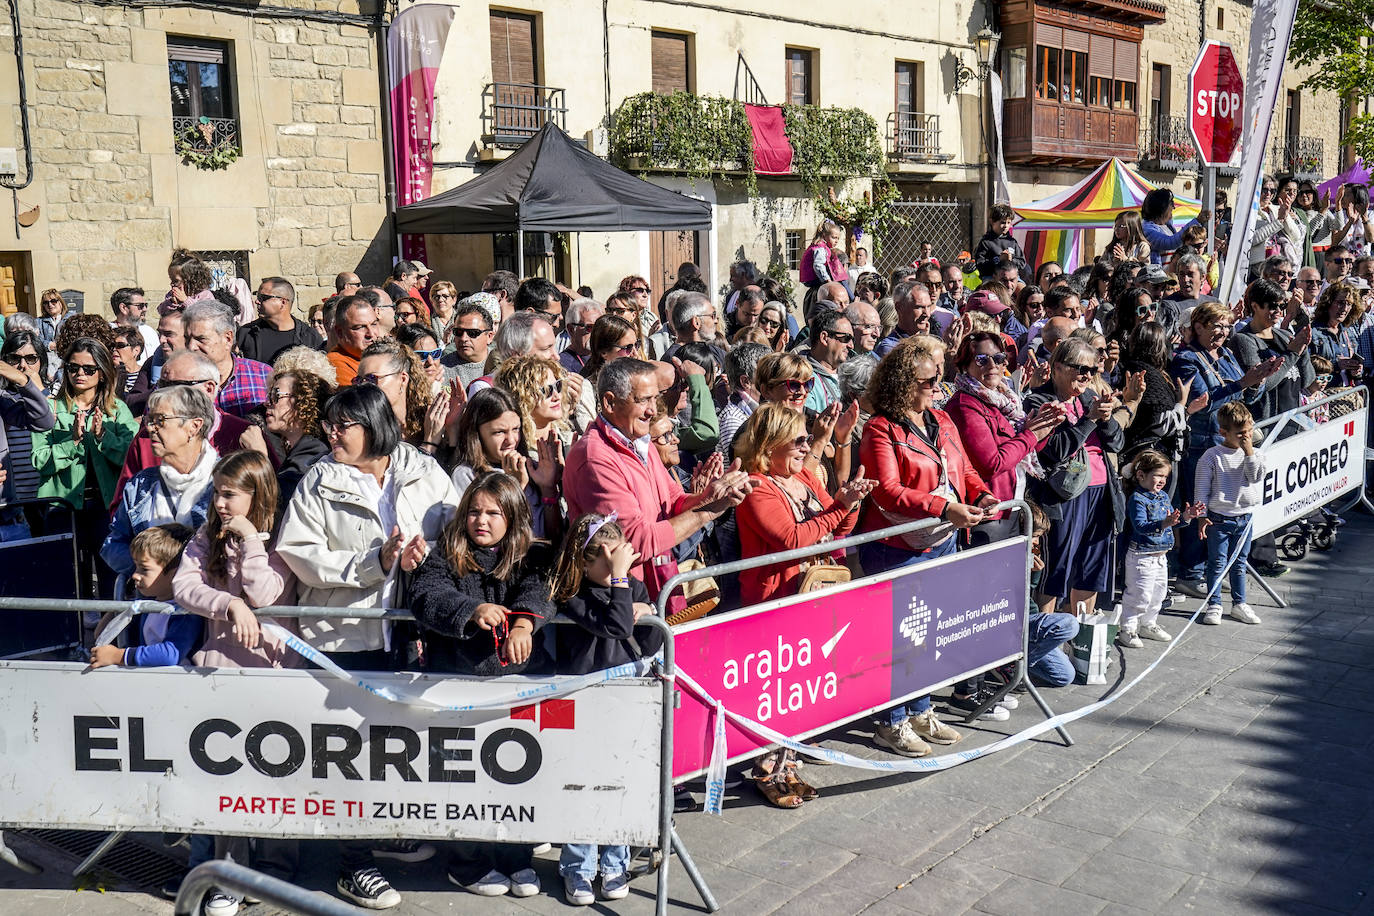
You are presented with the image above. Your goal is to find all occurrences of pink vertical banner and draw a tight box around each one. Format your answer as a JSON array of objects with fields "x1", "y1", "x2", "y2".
[{"x1": 387, "y1": 5, "x2": 455, "y2": 263}]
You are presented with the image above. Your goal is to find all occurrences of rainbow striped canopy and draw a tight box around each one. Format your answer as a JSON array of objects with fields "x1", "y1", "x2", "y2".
[{"x1": 1012, "y1": 158, "x2": 1201, "y2": 271}]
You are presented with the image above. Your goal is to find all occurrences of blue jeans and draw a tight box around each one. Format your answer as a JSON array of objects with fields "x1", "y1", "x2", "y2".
[
  {"x1": 560, "y1": 844, "x2": 630, "y2": 880},
  {"x1": 1028, "y1": 612, "x2": 1079, "y2": 687},
  {"x1": 859, "y1": 535, "x2": 956, "y2": 726},
  {"x1": 1205, "y1": 514, "x2": 1252, "y2": 605}
]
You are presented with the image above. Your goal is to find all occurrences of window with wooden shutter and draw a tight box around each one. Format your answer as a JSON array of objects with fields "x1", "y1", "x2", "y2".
[
  {"x1": 1061, "y1": 30, "x2": 1088, "y2": 105},
  {"x1": 786, "y1": 48, "x2": 814, "y2": 106},
  {"x1": 651, "y1": 30, "x2": 691, "y2": 94},
  {"x1": 1113, "y1": 39, "x2": 1138, "y2": 111},
  {"x1": 490, "y1": 10, "x2": 538, "y2": 85},
  {"x1": 1088, "y1": 34, "x2": 1113, "y2": 107}
]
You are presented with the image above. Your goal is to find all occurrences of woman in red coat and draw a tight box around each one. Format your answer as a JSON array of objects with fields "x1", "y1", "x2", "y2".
[
  {"x1": 734, "y1": 403, "x2": 874, "y2": 605},
  {"x1": 944, "y1": 331, "x2": 1064, "y2": 543},
  {"x1": 856, "y1": 337, "x2": 998, "y2": 758}
]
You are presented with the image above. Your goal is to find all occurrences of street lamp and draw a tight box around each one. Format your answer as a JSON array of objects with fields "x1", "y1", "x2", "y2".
[{"x1": 975, "y1": 26, "x2": 1001, "y2": 80}]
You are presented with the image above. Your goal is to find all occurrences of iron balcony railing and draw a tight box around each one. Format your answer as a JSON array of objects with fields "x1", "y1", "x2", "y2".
[
  {"x1": 172, "y1": 115, "x2": 240, "y2": 154},
  {"x1": 1139, "y1": 115, "x2": 1197, "y2": 171},
  {"x1": 1271, "y1": 135, "x2": 1323, "y2": 180},
  {"x1": 482, "y1": 82, "x2": 567, "y2": 148},
  {"x1": 886, "y1": 111, "x2": 950, "y2": 163}
]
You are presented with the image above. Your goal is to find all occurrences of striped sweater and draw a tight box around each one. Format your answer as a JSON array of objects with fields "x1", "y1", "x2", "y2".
[{"x1": 1195, "y1": 444, "x2": 1265, "y2": 518}]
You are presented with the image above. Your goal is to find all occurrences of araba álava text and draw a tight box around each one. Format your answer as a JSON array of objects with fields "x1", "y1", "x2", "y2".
[{"x1": 720, "y1": 636, "x2": 837, "y2": 721}]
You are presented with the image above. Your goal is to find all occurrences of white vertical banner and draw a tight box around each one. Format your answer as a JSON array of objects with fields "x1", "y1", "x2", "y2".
[
  {"x1": 1217, "y1": 0, "x2": 1301, "y2": 304},
  {"x1": 989, "y1": 73, "x2": 1012, "y2": 205}
]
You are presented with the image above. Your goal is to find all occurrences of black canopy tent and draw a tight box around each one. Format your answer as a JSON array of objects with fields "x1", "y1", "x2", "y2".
[{"x1": 395, "y1": 122, "x2": 712, "y2": 276}]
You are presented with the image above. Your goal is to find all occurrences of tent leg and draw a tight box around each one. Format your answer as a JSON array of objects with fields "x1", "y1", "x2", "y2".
[{"x1": 517, "y1": 229, "x2": 525, "y2": 279}]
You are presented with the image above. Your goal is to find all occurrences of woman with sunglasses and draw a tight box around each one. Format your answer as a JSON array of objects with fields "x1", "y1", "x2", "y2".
[
  {"x1": 240, "y1": 367, "x2": 333, "y2": 509},
  {"x1": 572, "y1": 314, "x2": 640, "y2": 432},
  {"x1": 1310, "y1": 281, "x2": 1365, "y2": 385},
  {"x1": 111, "y1": 326, "x2": 144, "y2": 396},
  {"x1": 427, "y1": 281, "x2": 460, "y2": 345},
  {"x1": 947, "y1": 332, "x2": 1064, "y2": 543},
  {"x1": 0, "y1": 331, "x2": 56, "y2": 540},
  {"x1": 1169, "y1": 301, "x2": 1284, "y2": 595},
  {"x1": 355, "y1": 338, "x2": 435, "y2": 451},
  {"x1": 1232, "y1": 279, "x2": 1318, "y2": 423},
  {"x1": 1021, "y1": 337, "x2": 1125, "y2": 615},
  {"x1": 756, "y1": 301, "x2": 791, "y2": 352},
  {"x1": 617, "y1": 274, "x2": 667, "y2": 355},
  {"x1": 1107, "y1": 287, "x2": 1156, "y2": 345},
  {"x1": 392, "y1": 296, "x2": 430, "y2": 329},
  {"x1": 34, "y1": 338, "x2": 139, "y2": 594},
  {"x1": 37, "y1": 288, "x2": 69, "y2": 352}
]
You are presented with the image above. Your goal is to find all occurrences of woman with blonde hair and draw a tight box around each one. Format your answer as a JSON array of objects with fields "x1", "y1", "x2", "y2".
[
  {"x1": 355, "y1": 338, "x2": 435, "y2": 450},
  {"x1": 37, "y1": 288, "x2": 69, "y2": 352},
  {"x1": 494, "y1": 353, "x2": 573, "y2": 459},
  {"x1": 428, "y1": 280, "x2": 460, "y2": 344}
]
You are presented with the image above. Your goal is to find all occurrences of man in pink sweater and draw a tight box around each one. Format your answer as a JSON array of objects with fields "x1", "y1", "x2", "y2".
[{"x1": 564, "y1": 358, "x2": 755, "y2": 614}]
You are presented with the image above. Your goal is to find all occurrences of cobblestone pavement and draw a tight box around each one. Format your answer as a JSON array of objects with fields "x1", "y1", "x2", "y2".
[{"x1": 3, "y1": 513, "x2": 1373, "y2": 915}]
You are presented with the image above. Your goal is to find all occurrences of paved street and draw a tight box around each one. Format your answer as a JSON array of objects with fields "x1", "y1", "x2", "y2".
[{"x1": 4, "y1": 512, "x2": 1374, "y2": 915}]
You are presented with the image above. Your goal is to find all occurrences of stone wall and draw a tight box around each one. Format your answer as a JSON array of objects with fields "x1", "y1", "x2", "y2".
[{"x1": 0, "y1": 0, "x2": 389, "y2": 314}]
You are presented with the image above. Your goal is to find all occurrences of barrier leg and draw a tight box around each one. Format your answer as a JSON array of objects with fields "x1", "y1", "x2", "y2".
[
  {"x1": 1020, "y1": 653, "x2": 1073, "y2": 747},
  {"x1": 72, "y1": 829, "x2": 125, "y2": 877},
  {"x1": 671, "y1": 828, "x2": 719, "y2": 913},
  {"x1": 1247, "y1": 563, "x2": 1287, "y2": 609},
  {"x1": 1339, "y1": 488, "x2": 1374, "y2": 516},
  {"x1": 0, "y1": 831, "x2": 42, "y2": 874}
]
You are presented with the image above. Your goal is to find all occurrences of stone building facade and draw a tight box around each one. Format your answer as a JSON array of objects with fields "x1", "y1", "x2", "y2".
[{"x1": 0, "y1": 0, "x2": 389, "y2": 316}]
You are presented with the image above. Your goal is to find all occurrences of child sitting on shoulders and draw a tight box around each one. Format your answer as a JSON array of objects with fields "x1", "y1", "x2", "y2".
[
  {"x1": 1117, "y1": 450, "x2": 1204, "y2": 648},
  {"x1": 90, "y1": 523, "x2": 198, "y2": 668},
  {"x1": 1196, "y1": 403, "x2": 1265, "y2": 627},
  {"x1": 540, "y1": 512, "x2": 666, "y2": 906}
]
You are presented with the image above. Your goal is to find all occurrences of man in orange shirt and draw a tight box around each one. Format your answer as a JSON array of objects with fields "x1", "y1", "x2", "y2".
[{"x1": 327, "y1": 296, "x2": 380, "y2": 386}]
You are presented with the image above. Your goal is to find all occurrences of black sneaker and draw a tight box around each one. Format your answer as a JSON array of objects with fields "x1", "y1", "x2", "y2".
[
  {"x1": 1252, "y1": 560, "x2": 1289, "y2": 577},
  {"x1": 373, "y1": 839, "x2": 436, "y2": 863},
  {"x1": 946, "y1": 691, "x2": 1011, "y2": 721},
  {"x1": 337, "y1": 867, "x2": 401, "y2": 909}
]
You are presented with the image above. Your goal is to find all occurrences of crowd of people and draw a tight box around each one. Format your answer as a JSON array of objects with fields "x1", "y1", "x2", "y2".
[{"x1": 0, "y1": 173, "x2": 1371, "y2": 912}]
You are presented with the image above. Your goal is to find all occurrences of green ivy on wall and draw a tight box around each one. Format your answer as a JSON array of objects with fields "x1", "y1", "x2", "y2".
[
  {"x1": 780, "y1": 104, "x2": 885, "y2": 196},
  {"x1": 610, "y1": 92, "x2": 756, "y2": 193}
]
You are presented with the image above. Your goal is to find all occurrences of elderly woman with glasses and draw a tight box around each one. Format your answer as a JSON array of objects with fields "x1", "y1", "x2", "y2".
[
  {"x1": 1021, "y1": 337, "x2": 1125, "y2": 615},
  {"x1": 101, "y1": 384, "x2": 216, "y2": 581},
  {"x1": 756, "y1": 301, "x2": 791, "y2": 352}
]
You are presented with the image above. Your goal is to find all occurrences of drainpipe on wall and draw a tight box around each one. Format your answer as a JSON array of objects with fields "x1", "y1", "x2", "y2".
[{"x1": 2, "y1": 0, "x2": 34, "y2": 192}]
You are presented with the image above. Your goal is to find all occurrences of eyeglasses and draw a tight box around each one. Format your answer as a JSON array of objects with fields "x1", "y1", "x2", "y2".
[
  {"x1": 64, "y1": 363, "x2": 100, "y2": 376},
  {"x1": 4, "y1": 353, "x2": 40, "y2": 367},
  {"x1": 158, "y1": 377, "x2": 213, "y2": 389},
  {"x1": 1251, "y1": 301, "x2": 1280, "y2": 310},
  {"x1": 565, "y1": 321, "x2": 590, "y2": 331},
  {"x1": 611, "y1": 343, "x2": 639, "y2": 356},
  {"x1": 1330, "y1": 258, "x2": 1355, "y2": 265},
  {"x1": 1271, "y1": 270, "x2": 1294, "y2": 279},
  {"x1": 145, "y1": 413, "x2": 189, "y2": 429},
  {"x1": 1261, "y1": 186, "x2": 1277, "y2": 194},
  {"x1": 454, "y1": 326, "x2": 488, "y2": 339},
  {"x1": 828, "y1": 331, "x2": 854, "y2": 344},
  {"x1": 607, "y1": 306, "x2": 636, "y2": 318},
  {"x1": 129, "y1": 301, "x2": 148, "y2": 310},
  {"x1": 652, "y1": 427, "x2": 680, "y2": 446},
  {"x1": 972, "y1": 353, "x2": 1009, "y2": 368},
  {"x1": 1208, "y1": 323, "x2": 1235, "y2": 334},
  {"x1": 41, "y1": 298, "x2": 61, "y2": 306},
  {"x1": 1300, "y1": 278, "x2": 1323, "y2": 286},
  {"x1": 395, "y1": 310, "x2": 418, "y2": 321},
  {"x1": 914, "y1": 374, "x2": 942, "y2": 389},
  {"x1": 1136, "y1": 304, "x2": 1156, "y2": 317},
  {"x1": 255, "y1": 292, "x2": 281, "y2": 303},
  {"x1": 628, "y1": 287, "x2": 650, "y2": 295},
  {"x1": 322, "y1": 420, "x2": 362, "y2": 438},
  {"x1": 353, "y1": 371, "x2": 401, "y2": 386},
  {"x1": 1059, "y1": 362, "x2": 1096, "y2": 377},
  {"x1": 789, "y1": 433, "x2": 815, "y2": 449},
  {"x1": 115, "y1": 341, "x2": 139, "y2": 351},
  {"x1": 1315, "y1": 374, "x2": 1333, "y2": 384},
  {"x1": 778, "y1": 378, "x2": 815, "y2": 396},
  {"x1": 415, "y1": 347, "x2": 443, "y2": 362},
  {"x1": 267, "y1": 387, "x2": 296, "y2": 405}
]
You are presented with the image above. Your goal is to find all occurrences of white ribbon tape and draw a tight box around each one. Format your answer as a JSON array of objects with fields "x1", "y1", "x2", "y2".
[
  {"x1": 262, "y1": 622, "x2": 652, "y2": 712},
  {"x1": 703, "y1": 700, "x2": 728, "y2": 816}
]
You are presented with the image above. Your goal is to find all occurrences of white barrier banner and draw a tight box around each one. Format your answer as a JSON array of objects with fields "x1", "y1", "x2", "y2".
[
  {"x1": 1254, "y1": 407, "x2": 1367, "y2": 537},
  {"x1": 0, "y1": 662, "x2": 661, "y2": 844}
]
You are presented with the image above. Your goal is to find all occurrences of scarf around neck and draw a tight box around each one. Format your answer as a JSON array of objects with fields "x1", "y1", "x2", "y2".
[{"x1": 158, "y1": 443, "x2": 217, "y2": 523}]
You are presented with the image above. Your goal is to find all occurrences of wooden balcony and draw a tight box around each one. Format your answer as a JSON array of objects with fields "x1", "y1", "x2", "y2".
[{"x1": 1002, "y1": 99, "x2": 1138, "y2": 166}]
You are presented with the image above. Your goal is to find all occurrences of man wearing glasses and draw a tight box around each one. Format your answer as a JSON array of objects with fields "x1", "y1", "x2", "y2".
[
  {"x1": 236, "y1": 277, "x2": 323, "y2": 365},
  {"x1": 439, "y1": 299, "x2": 494, "y2": 391},
  {"x1": 1324, "y1": 243, "x2": 1355, "y2": 287},
  {"x1": 111, "y1": 349, "x2": 253, "y2": 506},
  {"x1": 559, "y1": 298, "x2": 603, "y2": 374},
  {"x1": 109, "y1": 288, "x2": 157, "y2": 367}
]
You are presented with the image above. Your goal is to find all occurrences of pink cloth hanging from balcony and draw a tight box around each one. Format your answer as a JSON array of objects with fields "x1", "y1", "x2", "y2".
[{"x1": 744, "y1": 104, "x2": 793, "y2": 176}]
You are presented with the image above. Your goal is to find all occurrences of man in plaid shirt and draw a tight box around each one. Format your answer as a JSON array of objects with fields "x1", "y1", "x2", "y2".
[{"x1": 183, "y1": 300, "x2": 270, "y2": 419}]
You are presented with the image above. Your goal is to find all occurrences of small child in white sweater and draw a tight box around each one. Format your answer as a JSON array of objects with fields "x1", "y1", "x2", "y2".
[{"x1": 1195, "y1": 402, "x2": 1265, "y2": 626}]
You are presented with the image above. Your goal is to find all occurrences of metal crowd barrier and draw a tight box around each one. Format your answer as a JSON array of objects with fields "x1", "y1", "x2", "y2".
[{"x1": 175, "y1": 860, "x2": 366, "y2": 916}]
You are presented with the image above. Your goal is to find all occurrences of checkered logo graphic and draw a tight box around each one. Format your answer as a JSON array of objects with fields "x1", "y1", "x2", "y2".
[{"x1": 898, "y1": 596, "x2": 933, "y2": 648}]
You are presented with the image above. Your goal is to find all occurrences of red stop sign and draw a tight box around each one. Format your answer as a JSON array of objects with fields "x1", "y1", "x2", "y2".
[{"x1": 1188, "y1": 40, "x2": 1244, "y2": 167}]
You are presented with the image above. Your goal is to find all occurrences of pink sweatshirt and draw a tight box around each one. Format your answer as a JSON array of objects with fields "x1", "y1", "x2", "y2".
[{"x1": 173, "y1": 529, "x2": 302, "y2": 669}]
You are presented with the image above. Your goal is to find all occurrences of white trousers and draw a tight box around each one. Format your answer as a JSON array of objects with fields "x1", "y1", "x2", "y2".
[{"x1": 1120, "y1": 547, "x2": 1169, "y2": 630}]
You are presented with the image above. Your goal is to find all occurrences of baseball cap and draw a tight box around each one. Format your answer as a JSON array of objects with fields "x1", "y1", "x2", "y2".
[
  {"x1": 411, "y1": 260, "x2": 433, "y2": 276},
  {"x1": 965, "y1": 290, "x2": 1009, "y2": 315},
  {"x1": 1141, "y1": 264, "x2": 1170, "y2": 285},
  {"x1": 1347, "y1": 276, "x2": 1371, "y2": 291}
]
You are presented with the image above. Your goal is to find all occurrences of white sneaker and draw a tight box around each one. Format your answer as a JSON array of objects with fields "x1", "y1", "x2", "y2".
[
  {"x1": 1230, "y1": 603, "x2": 1262, "y2": 625},
  {"x1": 455, "y1": 868, "x2": 509, "y2": 896},
  {"x1": 1200, "y1": 604, "x2": 1222, "y2": 625},
  {"x1": 563, "y1": 874, "x2": 594, "y2": 906},
  {"x1": 1139, "y1": 622, "x2": 1173, "y2": 642},
  {"x1": 601, "y1": 871, "x2": 631, "y2": 901},
  {"x1": 998, "y1": 693, "x2": 1019, "y2": 710},
  {"x1": 509, "y1": 867, "x2": 540, "y2": 897},
  {"x1": 1116, "y1": 626, "x2": 1143, "y2": 648},
  {"x1": 203, "y1": 892, "x2": 240, "y2": 916}
]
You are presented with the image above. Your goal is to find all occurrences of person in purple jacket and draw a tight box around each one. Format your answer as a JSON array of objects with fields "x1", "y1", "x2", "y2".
[{"x1": 89, "y1": 524, "x2": 200, "y2": 668}]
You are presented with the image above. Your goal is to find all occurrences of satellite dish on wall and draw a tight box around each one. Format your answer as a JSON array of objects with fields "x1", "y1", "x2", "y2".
[{"x1": 16, "y1": 205, "x2": 38, "y2": 228}]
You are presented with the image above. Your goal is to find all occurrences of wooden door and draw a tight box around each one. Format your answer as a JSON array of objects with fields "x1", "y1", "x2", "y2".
[
  {"x1": 651, "y1": 31, "x2": 690, "y2": 95},
  {"x1": 0, "y1": 252, "x2": 31, "y2": 316},
  {"x1": 490, "y1": 11, "x2": 540, "y2": 138},
  {"x1": 648, "y1": 231, "x2": 699, "y2": 307},
  {"x1": 786, "y1": 48, "x2": 813, "y2": 106}
]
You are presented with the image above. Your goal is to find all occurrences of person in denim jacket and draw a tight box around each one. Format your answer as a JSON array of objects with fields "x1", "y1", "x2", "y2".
[{"x1": 1118, "y1": 451, "x2": 1205, "y2": 647}]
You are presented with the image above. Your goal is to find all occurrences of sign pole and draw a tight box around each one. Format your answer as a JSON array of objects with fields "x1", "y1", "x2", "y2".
[{"x1": 1204, "y1": 166, "x2": 1217, "y2": 252}]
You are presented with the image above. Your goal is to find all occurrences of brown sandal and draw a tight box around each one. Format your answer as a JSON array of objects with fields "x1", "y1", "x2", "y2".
[
  {"x1": 754, "y1": 773, "x2": 805, "y2": 808},
  {"x1": 783, "y1": 769, "x2": 819, "y2": 801}
]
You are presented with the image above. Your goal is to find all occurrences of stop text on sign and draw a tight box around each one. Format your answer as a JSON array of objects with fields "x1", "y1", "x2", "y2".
[{"x1": 1194, "y1": 89, "x2": 1241, "y2": 119}]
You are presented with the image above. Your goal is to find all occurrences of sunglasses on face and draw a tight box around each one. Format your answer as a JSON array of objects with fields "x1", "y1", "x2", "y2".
[
  {"x1": 255, "y1": 292, "x2": 279, "y2": 303},
  {"x1": 629, "y1": 287, "x2": 650, "y2": 295},
  {"x1": 1330, "y1": 258, "x2": 1355, "y2": 265},
  {"x1": 414, "y1": 347, "x2": 442, "y2": 362},
  {"x1": 758, "y1": 317, "x2": 782, "y2": 331},
  {"x1": 454, "y1": 326, "x2": 488, "y2": 339},
  {"x1": 612, "y1": 343, "x2": 638, "y2": 356},
  {"x1": 322, "y1": 420, "x2": 362, "y2": 438},
  {"x1": 607, "y1": 306, "x2": 635, "y2": 318},
  {"x1": 353, "y1": 371, "x2": 400, "y2": 386},
  {"x1": 914, "y1": 374, "x2": 942, "y2": 389},
  {"x1": 1315, "y1": 374, "x2": 1333, "y2": 384},
  {"x1": 565, "y1": 322, "x2": 589, "y2": 331},
  {"x1": 972, "y1": 352, "x2": 1009, "y2": 368},
  {"x1": 1059, "y1": 362, "x2": 1096, "y2": 377},
  {"x1": 267, "y1": 387, "x2": 295, "y2": 405},
  {"x1": 41, "y1": 299, "x2": 61, "y2": 306},
  {"x1": 541, "y1": 381, "x2": 561, "y2": 399},
  {"x1": 1136, "y1": 304, "x2": 1156, "y2": 317},
  {"x1": 829, "y1": 331, "x2": 854, "y2": 344},
  {"x1": 5, "y1": 353, "x2": 40, "y2": 367},
  {"x1": 1262, "y1": 186, "x2": 1276, "y2": 193},
  {"x1": 158, "y1": 377, "x2": 212, "y2": 389},
  {"x1": 778, "y1": 378, "x2": 815, "y2": 396},
  {"x1": 790, "y1": 434, "x2": 815, "y2": 450},
  {"x1": 64, "y1": 363, "x2": 100, "y2": 376},
  {"x1": 1209, "y1": 324, "x2": 1235, "y2": 334}
]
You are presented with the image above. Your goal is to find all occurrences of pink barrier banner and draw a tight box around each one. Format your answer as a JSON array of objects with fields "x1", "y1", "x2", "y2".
[
  {"x1": 386, "y1": 5, "x2": 455, "y2": 263},
  {"x1": 671, "y1": 539, "x2": 1029, "y2": 781}
]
